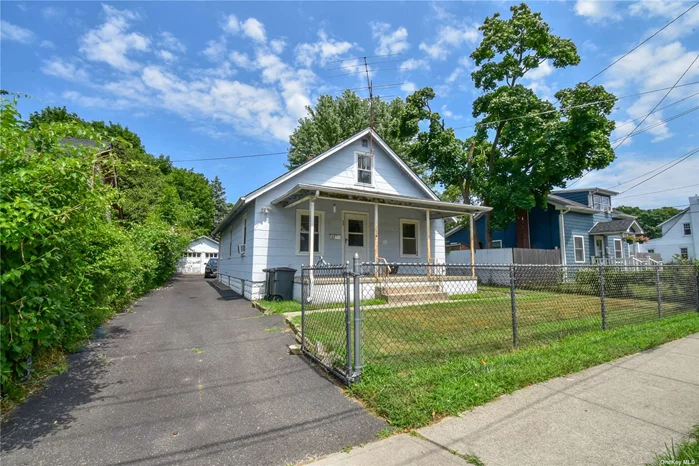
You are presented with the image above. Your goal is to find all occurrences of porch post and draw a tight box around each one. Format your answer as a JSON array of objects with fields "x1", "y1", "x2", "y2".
[
  {"x1": 426, "y1": 209, "x2": 431, "y2": 277},
  {"x1": 374, "y1": 203, "x2": 379, "y2": 263},
  {"x1": 309, "y1": 197, "x2": 315, "y2": 268},
  {"x1": 469, "y1": 213, "x2": 475, "y2": 277}
]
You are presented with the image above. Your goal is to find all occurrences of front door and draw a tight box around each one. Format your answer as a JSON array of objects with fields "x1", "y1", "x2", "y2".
[
  {"x1": 594, "y1": 236, "x2": 605, "y2": 258},
  {"x1": 343, "y1": 212, "x2": 369, "y2": 262}
]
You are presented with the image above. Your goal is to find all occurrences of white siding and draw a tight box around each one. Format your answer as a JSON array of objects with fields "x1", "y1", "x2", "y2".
[
  {"x1": 217, "y1": 202, "x2": 257, "y2": 298},
  {"x1": 176, "y1": 237, "x2": 219, "y2": 274},
  {"x1": 645, "y1": 209, "x2": 695, "y2": 261}
]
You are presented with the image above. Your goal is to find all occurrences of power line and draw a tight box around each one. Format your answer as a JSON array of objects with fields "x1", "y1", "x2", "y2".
[
  {"x1": 328, "y1": 67, "x2": 403, "y2": 78},
  {"x1": 587, "y1": 2, "x2": 699, "y2": 83},
  {"x1": 452, "y1": 80, "x2": 699, "y2": 130},
  {"x1": 613, "y1": 183, "x2": 699, "y2": 200},
  {"x1": 335, "y1": 82, "x2": 405, "y2": 92},
  {"x1": 609, "y1": 150, "x2": 699, "y2": 189},
  {"x1": 171, "y1": 151, "x2": 287, "y2": 163},
  {"x1": 326, "y1": 53, "x2": 402, "y2": 65},
  {"x1": 618, "y1": 148, "x2": 699, "y2": 194},
  {"x1": 613, "y1": 91, "x2": 699, "y2": 130},
  {"x1": 612, "y1": 54, "x2": 699, "y2": 150},
  {"x1": 327, "y1": 58, "x2": 408, "y2": 71},
  {"x1": 609, "y1": 104, "x2": 699, "y2": 144}
]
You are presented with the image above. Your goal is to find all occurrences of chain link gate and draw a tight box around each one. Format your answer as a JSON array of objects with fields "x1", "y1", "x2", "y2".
[{"x1": 300, "y1": 260, "x2": 699, "y2": 385}]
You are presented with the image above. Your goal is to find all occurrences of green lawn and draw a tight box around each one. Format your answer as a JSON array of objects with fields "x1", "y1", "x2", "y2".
[
  {"x1": 649, "y1": 425, "x2": 699, "y2": 466},
  {"x1": 292, "y1": 284, "x2": 699, "y2": 428},
  {"x1": 255, "y1": 297, "x2": 387, "y2": 315}
]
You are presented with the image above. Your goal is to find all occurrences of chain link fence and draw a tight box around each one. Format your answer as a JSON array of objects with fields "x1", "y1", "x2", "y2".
[{"x1": 300, "y1": 260, "x2": 699, "y2": 383}]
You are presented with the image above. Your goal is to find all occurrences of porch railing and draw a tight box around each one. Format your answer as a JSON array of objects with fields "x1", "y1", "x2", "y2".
[{"x1": 590, "y1": 256, "x2": 663, "y2": 268}]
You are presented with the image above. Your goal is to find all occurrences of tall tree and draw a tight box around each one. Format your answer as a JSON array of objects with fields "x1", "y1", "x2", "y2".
[
  {"x1": 470, "y1": 3, "x2": 617, "y2": 244},
  {"x1": 615, "y1": 205, "x2": 681, "y2": 239},
  {"x1": 211, "y1": 176, "x2": 232, "y2": 231},
  {"x1": 287, "y1": 90, "x2": 421, "y2": 173}
]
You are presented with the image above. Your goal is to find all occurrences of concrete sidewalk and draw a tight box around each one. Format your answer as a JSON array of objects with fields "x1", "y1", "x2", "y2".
[{"x1": 309, "y1": 333, "x2": 699, "y2": 466}]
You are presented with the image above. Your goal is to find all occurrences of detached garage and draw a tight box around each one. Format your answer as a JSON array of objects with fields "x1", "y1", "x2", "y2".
[{"x1": 176, "y1": 236, "x2": 219, "y2": 275}]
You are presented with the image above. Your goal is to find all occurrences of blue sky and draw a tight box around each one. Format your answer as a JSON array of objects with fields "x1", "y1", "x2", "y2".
[{"x1": 2, "y1": 1, "x2": 698, "y2": 209}]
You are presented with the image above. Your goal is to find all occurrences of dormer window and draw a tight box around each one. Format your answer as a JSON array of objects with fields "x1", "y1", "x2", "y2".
[
  {"x1": 357, "y1": 152, "x2": 373, "y2": 185},
  {"x1": 592, "y1": 194, "x2": 611, "y2": 212}
]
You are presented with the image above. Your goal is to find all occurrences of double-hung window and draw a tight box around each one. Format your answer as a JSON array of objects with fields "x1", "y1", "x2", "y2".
[
  {"x1": 400, "y1": 219, "x2": 419, "y2": 257},
  {"x1": 683, "y1": 223, "x2": 691, "y2": 235},
  {"x1": 296, "y1": 210, "x2": 324, "y2": 254},
  {"x1": 680, "y1": 247, "x2": 689, "y2": 260},
  {"x1": 592, "y1": 195, "x2": 611, "y2": 212},
  {"x1": 573, "y1": 235, "x2": 586, "y2": 263},
  {"x1": 357, "y1": 152, "x2": 372, "y2": 185}
]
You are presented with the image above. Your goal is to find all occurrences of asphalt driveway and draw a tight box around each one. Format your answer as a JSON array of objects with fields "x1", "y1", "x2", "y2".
[{"x1": 1, "y1": 276, "x2": 384, "y2": 465}]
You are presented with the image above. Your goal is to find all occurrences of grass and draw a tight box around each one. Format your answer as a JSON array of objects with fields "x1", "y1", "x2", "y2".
[
  {"x1": 255, "y1": 298, "x2": 387, "y2": 315},
  {"x1": 263, "y1": 327, "x2": 282, "y2": 333},
  {"x1": 648, "y1": 425, "x2": 699, "y2": 466},
  {"x1": 346, "y1": 313, "x2": 699, "y2": 428}
]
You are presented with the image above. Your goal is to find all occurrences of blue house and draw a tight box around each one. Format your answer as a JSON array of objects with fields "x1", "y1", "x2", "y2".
[{"x1": 446, "y1": 188, "x2": 644, "y2": 265}]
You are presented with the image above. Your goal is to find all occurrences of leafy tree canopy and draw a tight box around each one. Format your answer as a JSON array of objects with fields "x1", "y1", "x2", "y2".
[{"x1": 615, "y1": 205, "x2": 682, "y2": 239}]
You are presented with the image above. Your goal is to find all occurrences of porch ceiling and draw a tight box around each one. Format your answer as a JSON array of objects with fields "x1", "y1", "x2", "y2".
[{"x1": 271, "y1": 183, "x2": 491, "y2": 219}]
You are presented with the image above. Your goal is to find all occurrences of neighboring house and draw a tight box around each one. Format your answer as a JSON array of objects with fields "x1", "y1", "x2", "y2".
[
  {"x1": 446, "y1": 188, "x2": 645, "y2": 266},
  {"x1": 212, "y1": 128, "x2": 489, "y2": 300},
  {"x1": 645, "y1": 195, "x2": 699, "y2": 261},
  {"x1": 176, "y1": 236, "x2": 219, "y2": 274}
]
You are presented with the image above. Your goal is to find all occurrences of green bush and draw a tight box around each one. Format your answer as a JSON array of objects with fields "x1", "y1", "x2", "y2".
[{"x1": 0, "y1": 98, "x2": 190, "y2": 398}]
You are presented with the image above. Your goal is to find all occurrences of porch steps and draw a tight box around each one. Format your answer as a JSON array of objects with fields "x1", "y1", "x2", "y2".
[{"x1": 377, "y1": 285, "x2": 449, "y2": 303}]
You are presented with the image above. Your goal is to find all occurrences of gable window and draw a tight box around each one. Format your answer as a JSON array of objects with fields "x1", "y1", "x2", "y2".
[
  {"x1": 683, "y1": 223, "x2": 691, "y2": 235},
  {"x1": 647, "y1": 249, "x2": 655, "y2": 254},
  {"x1": 400, "y1": 219, "x2": 419, "y2": 257},
  {"x1": 613, "y1": 239, "x2": 623, "y2": 259},
  {"x1": 573, "y1": 235, "x2": 586, "y2": 263},
  {"x1": 680, "y1": 247, "x2": 689, "y2": 260},
  {"x1": 296, "y1": 209, "x2": 324, "y2": 255},
  {"x1": 357, "y1": 152, "x2": 373, "y2": 185},
  {"x1": 491, "y1": 240, "x2": 503, "y2": 249},
  {"x1": 592, "y1": 194, "x2": 611, "y2": 212}
]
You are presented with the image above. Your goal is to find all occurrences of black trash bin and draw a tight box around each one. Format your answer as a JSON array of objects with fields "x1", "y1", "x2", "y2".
[{"x1": 262, "y1": 267, "x2": 297, "y2": 301}]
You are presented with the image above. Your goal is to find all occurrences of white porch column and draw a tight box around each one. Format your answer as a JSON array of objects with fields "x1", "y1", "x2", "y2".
[
  {"x1": 470, "y1": 213, "x2": 475, "y2": 277},
  {"x1": 374, "y1": 203, "x2": 379, "y2": 262},
  {"x1": 309, "y1": 197, "x2": 315, "y2": 268}
]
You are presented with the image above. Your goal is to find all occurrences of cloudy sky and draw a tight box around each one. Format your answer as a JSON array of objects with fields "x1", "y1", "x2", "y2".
[{"x1": 2, "y1": 1, "x2": 698, "y2": 209}]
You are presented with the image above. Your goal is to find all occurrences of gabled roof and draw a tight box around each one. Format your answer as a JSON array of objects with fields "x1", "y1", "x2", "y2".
[
  {"x1": 192, "y1": 235, "x2": 219, "y2": 245},
  {"x1": 656, "y1": 207, "x2": 689, "y2": 230},
  {"x1": 552, "y1": 187, "x2": 619, "y2": 196},
  {"x1": 547, "y1": 195, "x2": 598, "y2": 213},
  {"x1": 213, "y1": 128, "x2": 438, "y2": 235},
  {"x1": 588, "y1": 218, "x2": 643, "y2": 235}
]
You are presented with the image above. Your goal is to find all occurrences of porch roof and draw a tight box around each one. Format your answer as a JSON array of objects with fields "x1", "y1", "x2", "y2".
[
  {"x1": 588, "y1": 218, "x2": 643, "y2": 235},
  {"x1": 271, "y1": 183, "x2": 491, "y2": 219}
]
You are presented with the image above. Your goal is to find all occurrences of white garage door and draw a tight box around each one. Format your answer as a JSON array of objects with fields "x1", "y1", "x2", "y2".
[{"x1": 178, "y1": 252, "x2": 205, "y2": 274}]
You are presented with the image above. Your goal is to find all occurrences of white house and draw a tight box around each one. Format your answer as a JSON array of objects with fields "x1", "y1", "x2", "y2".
[
  {"x1": 212, "y1": 128, "x2": 490, "y2": 300},
  {"x1": 645, "y1": 195, "x2": 699, "y2": 262},
  {"x1": 176, "y1": 236, "x2": 219, "y2": 274}
]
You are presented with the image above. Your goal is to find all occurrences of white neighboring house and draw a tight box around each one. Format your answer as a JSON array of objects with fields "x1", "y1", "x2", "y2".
[
  {"x1": 176, "y1": 236, "x2": 219, "y2": 274},
  {"x1": 212, "y1": 128, "x2": 489, "y2": 300},
  {"x1": 644, "y1": 195, "x2": 699, "y2": 262}
]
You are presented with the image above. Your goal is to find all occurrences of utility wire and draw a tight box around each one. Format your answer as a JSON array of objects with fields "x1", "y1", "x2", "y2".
[
  {"x1": 618, "y1": 148, "x2": 699, "y2": 195},
  {"x1": 326, "y1": 53, "x2": 402, "y2": 64},
  {"x1": 614, "y1": 183, "x2": 699, "y2": 200},
  {"x1": 609, "y1": 150, "x2": 699, "y2": 189},
  {"x1": 327, "y1": 58, "x2": 408, "y2": 71},
  {"x1": 587, "y1": 2, "x2": 699, "y2": 83},
  {"x1": 612, "y1": 54, "x2": 699, "y2": 150},
  {"x1": 171, "y1": 151, "x2": 287, "y2": 163},
  {"x1": 609, "y1": 105, "x2": 699, "y2": 144},
  {"x1": 614, "y1": 91, "x2": 699, "y2": 130}
]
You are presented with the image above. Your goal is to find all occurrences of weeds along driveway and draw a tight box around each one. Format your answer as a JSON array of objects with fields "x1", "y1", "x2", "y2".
[{"x1": 0, "y1": 276, "x2": 385, "y2": 466}]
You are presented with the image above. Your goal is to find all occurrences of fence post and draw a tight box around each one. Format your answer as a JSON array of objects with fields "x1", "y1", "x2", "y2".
[
  {"x1": 352, "y1": 253, "x2": 363, "y2": 379},
  {"x1": 301, "y1": 266, "x2": 306, "y2": 352},
  {"x1": 655, "y1": 266, "x2": 662, "y2": 319},
  {"x1": 344, "y1": 261, "x2": 352, "y2": 379},
  {"x1": 510, "y1": 264, "x2": 518, "y2": 348},
  {"x1": 599, "y1": 264, "x2": 607, "y2": 330}
]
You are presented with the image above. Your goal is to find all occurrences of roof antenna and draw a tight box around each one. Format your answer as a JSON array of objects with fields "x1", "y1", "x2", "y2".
[{"x1": 363, "y1": 56, "x2": 374, "y2": 160}]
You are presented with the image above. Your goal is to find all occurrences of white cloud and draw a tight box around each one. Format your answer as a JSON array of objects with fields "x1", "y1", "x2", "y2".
[
  {"x1": 401, "y1": 82, "x2": 416, "y2": 93},
  {"x1": 202, "y1": 37, "x2": 227, "y2": 61},
  {"x1": 157, "y1": 50, "x2": 176, "y2": 62},
  {"x1": 446, "y1": 67, "x2": 463, "y2": 84},
  {"x1": 42, "y1": 58, "x2": 89, "y2": 82},
  {"x1": 222, "y1": 14, "x2": 240, "y2": 35},
  {"x1": 63, "y1": 90, "x2": 135, "y2": 110},
  {"x1": 370, "y1": 22, "x2": 409, "y2": 56},
  {"x1": 400, "y1": 58, "x2": 429, "y2": 72},
  {"x1": 419, "y1": 24, "x2": 479, "y2": 60},
  {"x1": 78, "y1": 5, "x2": 150, "y2": 72},
  {"x1": 441, "y1": 105, "x2": 462, "y2": 120},
  {"x1": 574, "y1": 0, "x2": 622, "y2": 23},
  {"x1": 524, "y1": 59, "x2": 554, "y2": 80},
  {"x1": 241, "y1": 18, "x2": 266, "y2": 43},
  {"x1": 295, "y1": 30, "x2": 354, "y2": 67},
  {"x1": 0, "y1": 20, "x2": 35, "y2": 44},
  {"x1": 41, "y1": 7, "x2": 63, "y2": 20},
  {"x1": 270, "y1": 39, "x2": 286, "y2": 54},
  {"x1": 230, "y1": 51, "x2": 255, "y2": 70},
  {"x1": 40, "y1": 40, "x2": 55, "y2": 49},
  {"x1": 158, "y1": 31, "x2": 186, "y2": 53},
  {"x1": 628, "y1": 1, "x2": 699, "y2": 41}
]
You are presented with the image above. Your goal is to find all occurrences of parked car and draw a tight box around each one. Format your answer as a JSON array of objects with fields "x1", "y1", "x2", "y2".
[{"x1": 204, "y1": 258, "x2": 218, "y2": 278}]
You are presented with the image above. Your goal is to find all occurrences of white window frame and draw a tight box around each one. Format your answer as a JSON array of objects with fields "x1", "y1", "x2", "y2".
[
  {"x1": 613, "y1": 238, "x2": 623, "y2": 259},
  {"x1": 683, "y1": 222, "x2": 691, "y2": 235},
  {"x1": 241, "y1": 214, "x2": 248, "y2": 256},
  {"x1": 592, "y1": 194, "x2": 611, "y2": 212},
  {"x1": 573, "y1": 235, "x2": 586, "y2": 263},
  {"x1": 296, "y1": 209, "x2": 325, "y2": 256},
  {"x1": 491, "y1": 240, "x2": 503, "y2": 249},
  {"x1": 356, "y1": 151, "x2": 374, "y2": 187},
  {"x1": 400, "y1": 219, "x2": 420, "y2": 257},
  {"x1": 680, "y1": 247, "x2": 689, "y2": 260}
]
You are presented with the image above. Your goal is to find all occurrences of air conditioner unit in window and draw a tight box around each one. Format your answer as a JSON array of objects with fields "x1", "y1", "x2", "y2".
[{"x1": 237, "y1": 244, "x2": 246, "y2": 255}]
